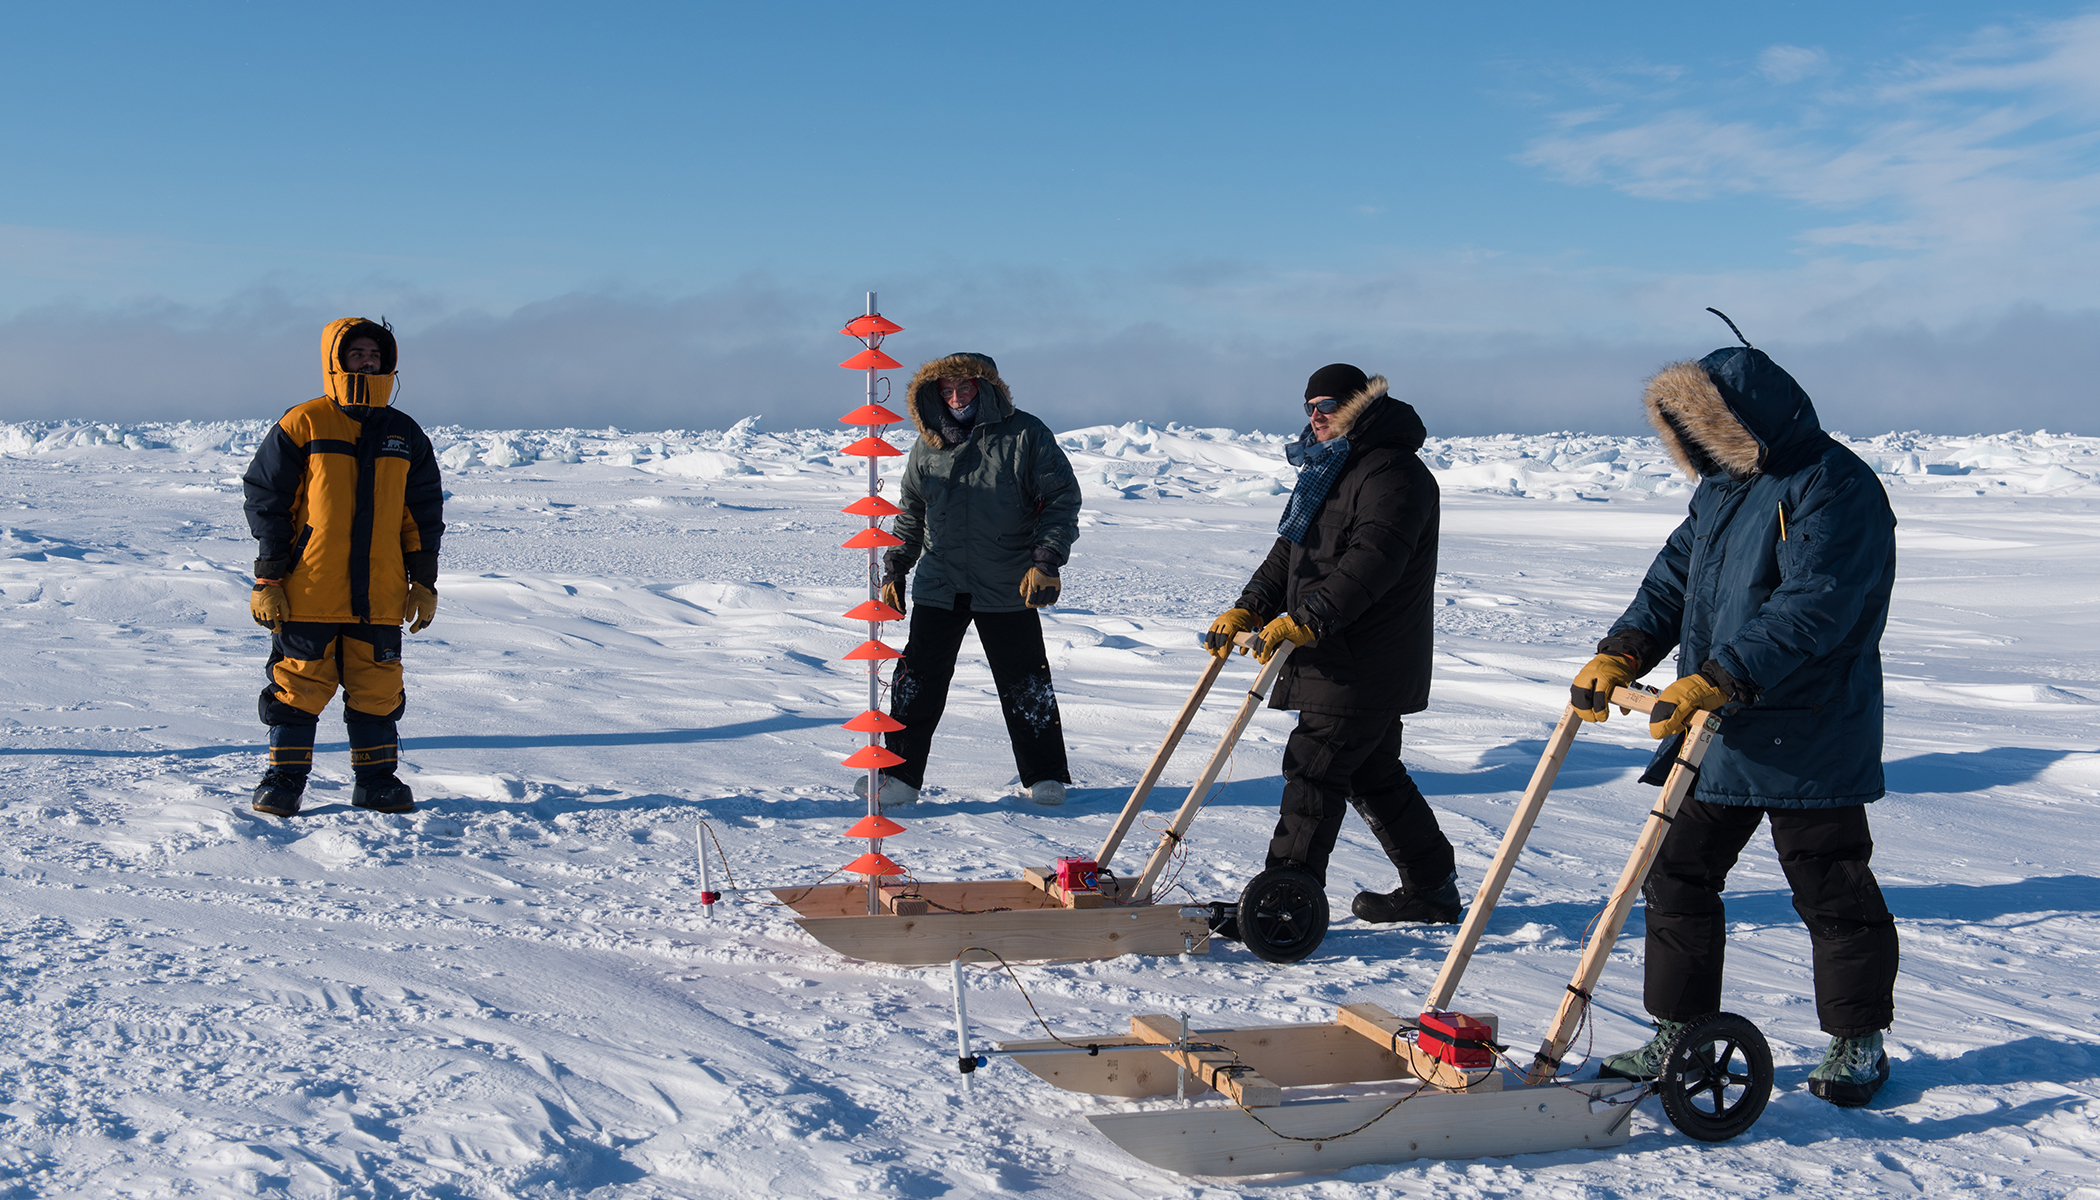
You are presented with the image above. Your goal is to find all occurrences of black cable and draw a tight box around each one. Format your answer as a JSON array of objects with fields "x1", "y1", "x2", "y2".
[
  {"x1": 957, "y1": 947, "x2": 1100, "y2": 1051},
  {"x1": 695, "y1": 819, "x2": 740, "y2": 890},
  {"x1": 1232, "y1": 1079, "x2": 1435, "y2": 1144}
]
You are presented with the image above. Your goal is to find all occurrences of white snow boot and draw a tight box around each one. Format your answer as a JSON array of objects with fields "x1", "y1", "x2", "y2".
[
  {"x1": 1028, "y1": 780, "x2": 1066, "y2": 806},
  {"x1": 852, "y1": 773, "x2": 920, "y2": 809}
]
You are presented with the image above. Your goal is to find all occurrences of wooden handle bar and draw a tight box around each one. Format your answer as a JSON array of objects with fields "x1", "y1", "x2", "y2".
[
  {"x1": 1608, "y1": 684, "x2": 1661, "y2": 714},
  {"x1": 1100, "y1": 626, "x2": 1296, "y2": 869}
]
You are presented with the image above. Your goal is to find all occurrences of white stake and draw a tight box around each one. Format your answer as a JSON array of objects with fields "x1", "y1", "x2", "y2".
[
  {"x1": 951, "y1": 958, "x2": 974, "y2": 1094},
  {"x1": 696, "y1": 825, "x2": 715, "y2": 921}
]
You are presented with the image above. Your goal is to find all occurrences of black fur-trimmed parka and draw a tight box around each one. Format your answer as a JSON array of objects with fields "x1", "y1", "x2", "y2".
[{"x1": 1236, "y1": 377, "x2": 1440, "y2": 716}]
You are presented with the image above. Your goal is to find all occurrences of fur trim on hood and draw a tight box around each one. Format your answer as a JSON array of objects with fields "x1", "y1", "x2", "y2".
[
  {"x1": 1643, "y1": 360, "x2": 1763, "y2": 480},
  {"x1": 1325, "y1": 374, "x2": 1390, "y2": 441},
  {"x1": 906, "y1": 352, "x2": 1016, "y2": 449}
]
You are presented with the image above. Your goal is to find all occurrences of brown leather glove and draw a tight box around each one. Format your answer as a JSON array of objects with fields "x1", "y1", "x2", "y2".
[
  {"x1": 1019, "y1": 567, "x2": 1060, "y2": 608},
  {"x1": 1253, "y1": 613, "x2": 1316, "y2": 663},
  {"x1": 1649, "y1": 672, "x2": 1726, "y2": 739},
  {"x1": 1205, "y1": 608, "x2": 1260, "y2": 658},
  {"x1": 406, "y1": 582, "x2": 438, "y2": 633},
  {"x1": 1570, "y1": 653, "x2": 1639, "y2": 722},
  {"x1": 879, "y1": 578, "x2": 906, "y2": 620},
  {"x1": 250, "y1": 581, "x2": 288, "y2": 630}
]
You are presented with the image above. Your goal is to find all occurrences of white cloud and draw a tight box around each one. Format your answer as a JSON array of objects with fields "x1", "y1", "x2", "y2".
[
  {"x1": 1518, "y1": 13, "x2": 2100, "y2": 331},
  {"x1": 1876, "y1": 13, "x2": 2100, "y2": 108},
  {"x1": 1758, "y1": 44, "x2": 1831, "y2": 84}
]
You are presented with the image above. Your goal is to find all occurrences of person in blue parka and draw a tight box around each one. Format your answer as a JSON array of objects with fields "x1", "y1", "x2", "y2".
[{"x1": 1567, "y1": 336, "x2": 1900, "y2": 1107}]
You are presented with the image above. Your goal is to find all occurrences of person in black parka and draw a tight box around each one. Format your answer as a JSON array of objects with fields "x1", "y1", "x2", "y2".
[
  {"x1": 1206, "y1": 364, "x2": 1461, "y2": 925},
  {"x1": 1571, "y1": 341, "x2": 1901, "y2": 1107}
]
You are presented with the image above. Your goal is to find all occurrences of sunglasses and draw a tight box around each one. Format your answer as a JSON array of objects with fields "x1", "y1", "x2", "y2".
[{"x1": 1304, "y1": 397, "x2": 1341, "y2": 415}]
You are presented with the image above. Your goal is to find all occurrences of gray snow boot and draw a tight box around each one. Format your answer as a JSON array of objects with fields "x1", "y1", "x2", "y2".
[
  {"x1": 1808, "y1": 1030, "x2": 1888, "y2": 1107},
  {"x1": 1598, "y1": 1018, "x2": 1690, "y2": 1082},
  {"x1": 251, "y1": 769, "x2": 307, "y2": 818}
]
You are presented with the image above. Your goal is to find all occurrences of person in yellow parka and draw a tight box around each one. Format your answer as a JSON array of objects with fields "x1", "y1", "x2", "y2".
[{"x1": 242, "y1": 318, "x2": 445, "y2": 816}]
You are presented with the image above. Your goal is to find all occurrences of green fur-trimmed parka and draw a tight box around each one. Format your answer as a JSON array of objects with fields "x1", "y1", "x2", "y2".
[{"x1": 887, "y1": 353, "x2": 1081, "y2": 613}]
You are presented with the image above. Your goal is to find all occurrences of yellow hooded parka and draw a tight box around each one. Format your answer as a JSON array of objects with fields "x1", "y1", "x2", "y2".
[{"x1": 241, "y1": 318, "x2": 445, "y2": 624}]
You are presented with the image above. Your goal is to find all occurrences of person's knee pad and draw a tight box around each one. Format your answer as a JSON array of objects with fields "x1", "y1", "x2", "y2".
[{"x1": 259, "y1": 687, "x2": 324, "y2": 727}]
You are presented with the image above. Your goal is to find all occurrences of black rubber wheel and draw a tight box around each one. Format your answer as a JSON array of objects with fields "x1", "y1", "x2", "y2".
[
  {"x1": 1236, "y1": 866, "x2": 1328, "y2": 963},
  {"x1": 1657, "y1": 1012, "x2": 1774, "y2": 1142}
]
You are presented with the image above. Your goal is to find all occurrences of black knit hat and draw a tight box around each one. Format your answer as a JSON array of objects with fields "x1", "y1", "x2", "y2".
[{"x1": 1304, "y1": 362, "x2": 1368, "y2": 401}]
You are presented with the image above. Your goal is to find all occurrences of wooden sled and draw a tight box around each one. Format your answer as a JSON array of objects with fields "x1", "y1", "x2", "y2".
[
  {"x1": 776, "y1": 633, "x2": 1294, "y2": 965},
  {"x1": 985, "y1": 686, "x2": 1729, "y2": 1175}
]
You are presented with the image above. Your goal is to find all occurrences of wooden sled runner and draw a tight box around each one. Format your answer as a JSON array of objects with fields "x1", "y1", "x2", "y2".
[
  {"x1": 975, "y1": 686, "x2": 1753, "y2": 1175},
  {"x1": 776, "y1": 633, "x2": 1294, "y2": 965}
]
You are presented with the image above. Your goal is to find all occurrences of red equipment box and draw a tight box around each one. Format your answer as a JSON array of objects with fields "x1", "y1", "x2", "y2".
[
  {"x1": 1417, "y1": 1010, "x2": 1496, "y2": 1069},
  {"x1": 1054, "y1": 857, "x2": 1100, "y2": 893}
]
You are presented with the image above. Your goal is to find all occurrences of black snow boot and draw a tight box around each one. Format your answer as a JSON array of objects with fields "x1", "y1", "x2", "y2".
[
  {"x1": 351, "y1": 773, "x2": 416, "y2": 814},
  {"x1": 251, "y1": 769, "x2": 308, "y2": 817},
  {"x1": 1351, "y1": 871, "x2": 1463, "y2": 925}
]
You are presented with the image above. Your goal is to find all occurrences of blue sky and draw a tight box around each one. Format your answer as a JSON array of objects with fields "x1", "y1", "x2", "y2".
[{"x1": 4, "y1": 1, "x2": 2098, "y2": 433}]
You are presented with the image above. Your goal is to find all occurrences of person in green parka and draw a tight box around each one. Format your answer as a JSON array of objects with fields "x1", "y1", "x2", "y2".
[{"x1": 864, "y1": 352, "x2": 1082, "y2": 808}]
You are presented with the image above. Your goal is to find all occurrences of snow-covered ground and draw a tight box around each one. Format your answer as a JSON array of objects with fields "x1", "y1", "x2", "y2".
[{"x1": 2, "y1": 415, "x2": 2097, "y2": 1199}]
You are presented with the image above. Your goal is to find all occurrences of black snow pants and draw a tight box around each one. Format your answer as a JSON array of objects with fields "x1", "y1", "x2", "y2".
[
  {"x1": 1643, "y1": 797, "x2": 1899, "y2": 1037},
  {"x1": 883, "y1": 594, "x2": 1070, "y2": 791},
  {"x1": 1266, "y1": 710, "x2": 1455, "y2": 889}
]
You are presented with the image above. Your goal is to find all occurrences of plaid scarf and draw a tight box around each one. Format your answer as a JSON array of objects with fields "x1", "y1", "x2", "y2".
[{"x1": 1277, "y1": 431, "x2": 1351, "y2": 544}]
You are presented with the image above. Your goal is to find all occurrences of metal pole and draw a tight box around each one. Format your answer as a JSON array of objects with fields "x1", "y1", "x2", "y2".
[
  {"x1": 951, "y1": 958, "x2": 974, "y2": 1094},
  {"x1": 864, "y1": 289, "x2": 883, "y2": 917},
  {"x1": 1175, "y1": 1012, "x2": 1189, "y2": 1104}
]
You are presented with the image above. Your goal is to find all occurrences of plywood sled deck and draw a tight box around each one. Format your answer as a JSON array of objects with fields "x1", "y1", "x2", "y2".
[
  {"x1": 968, "y1": 687, "x2": 1764, "y2": 1175},
  {"x1": 774, "y1": 633, "x2": 1293, "y2": 965}
]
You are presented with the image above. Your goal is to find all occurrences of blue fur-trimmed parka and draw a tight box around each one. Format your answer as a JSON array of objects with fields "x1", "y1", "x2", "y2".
[{"x1": 1604, "y1": 347, "x2": 1897, "y2": 808}]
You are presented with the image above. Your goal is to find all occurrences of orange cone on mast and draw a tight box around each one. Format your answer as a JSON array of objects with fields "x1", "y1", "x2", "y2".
[{"x1": 837, "y1": 292, "x2": 908, "y2": 913}]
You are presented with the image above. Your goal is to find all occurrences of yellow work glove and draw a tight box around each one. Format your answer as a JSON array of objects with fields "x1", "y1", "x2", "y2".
[
  {"x1": 1019, "y1": 567, "x2": 1061, "y2": 608},
  {"x1": 250, "y1": 581, "x2": 288, "y2": 630},
  {"x1": 406, "y1": 582, "x2": 438, "y2": 633},
  {"x1": 1205, "y1": 607, "x2": 1261, "y2": 658},
  {"x1": 1649, "y1": 673, "x2": 1726, "y2": 739},
  {"x1": 1253, "y1": 613, "x2": 1316, "y2": 664},
  {"x1": 879, "y1": 578, "x2": 907, "y2": 620},
  {"x1": 1570, "y1": 653, "x2": 1640, "y2": 722}
]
